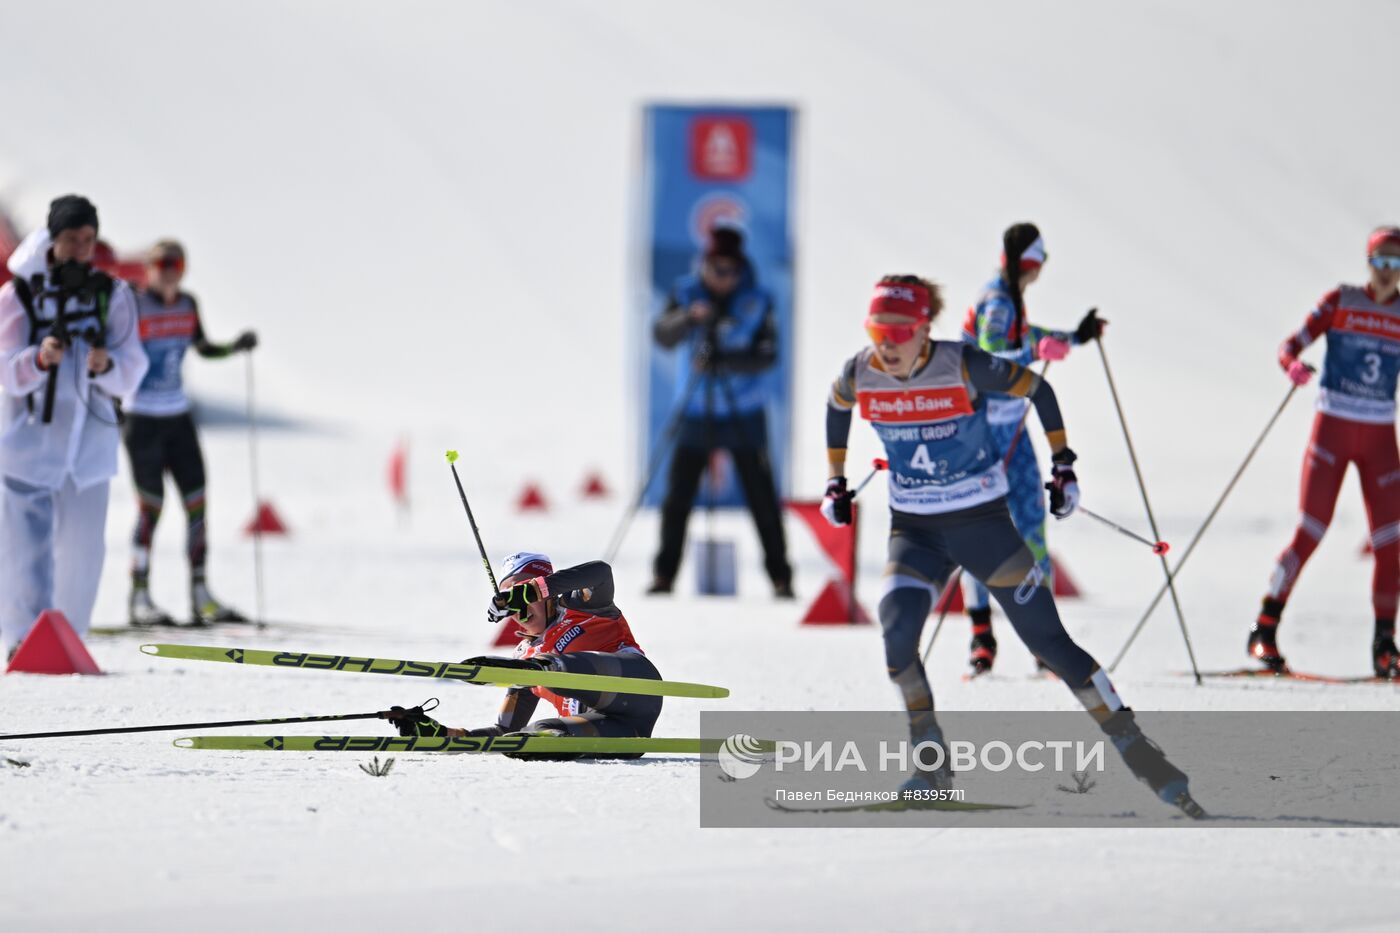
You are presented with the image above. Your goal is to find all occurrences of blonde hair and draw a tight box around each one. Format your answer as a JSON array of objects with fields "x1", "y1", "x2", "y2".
[{"x1": 148, "y1": 239, "x2": 185, "y2": 263}]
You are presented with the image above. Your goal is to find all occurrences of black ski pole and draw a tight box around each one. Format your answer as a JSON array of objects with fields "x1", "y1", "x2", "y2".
[
  {"x1": 246, "y1": 351, "x2": 267, "y2": 629},
  {"x1": 703, "y1": 349, "x2": 718, "y2": 591},
  {"x1": 852, "y1": 458, "x2": 888, "y2": 497},
  {"x1": 40, "y1": 291, "x2": 71, "y2": 425},
  {"x1": 445, "y1": 450, "x2": 498, "y2": 591},
  {"x1": 604, "y1": 364, "x2": 707, "y2": 563},
  {"x1": 1096, "y1": 341, "x2": 1202, "y2": 684},
  {"x1": 1078, "y1": 506, "x2": 1170, "y2": 554},
  {"x1": 920, "y1": 567, "x2": 963, "y2": 665},
  {"x1": 921, "y1": 361, "x2": 1051, "y2": 665},
  {"x1": 1109, "y1": 383, "x2": 1300, "y2": 672},
  {"x1": 0, "y1": 703, "x2": 435, "y2": 742},
  {"x1": 841, "y1": 458, "x2": 886, "y2": 626}
]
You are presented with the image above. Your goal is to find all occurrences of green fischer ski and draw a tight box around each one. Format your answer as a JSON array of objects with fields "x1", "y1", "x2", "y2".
[
  {"x1": 140, "y1": 644, "x2": 729, "y2": 699},
  {"x1": 175, "y1": 734, "x2": 721, "y2": 754}
]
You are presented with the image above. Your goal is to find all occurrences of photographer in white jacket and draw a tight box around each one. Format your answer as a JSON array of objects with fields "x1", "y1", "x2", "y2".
[{"x1": 0, "y1": 196, "x2": 148, "y2": 658}]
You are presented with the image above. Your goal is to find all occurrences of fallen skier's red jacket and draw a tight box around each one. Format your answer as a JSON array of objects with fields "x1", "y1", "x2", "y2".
[{"x1": 516, "y1": 604, "x2": 644, "y2": 717}]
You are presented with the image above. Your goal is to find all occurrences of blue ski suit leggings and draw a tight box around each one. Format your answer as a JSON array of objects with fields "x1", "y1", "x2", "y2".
[
  {"x1": 963, "y1": 420, "x2": 1050, "y2": 611},
  {"x1": 879, "y1": 500, "x2": 1121, "y2": 737}
]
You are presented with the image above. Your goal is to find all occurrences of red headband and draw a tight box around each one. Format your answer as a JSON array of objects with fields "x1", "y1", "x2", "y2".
[
  {"x1": 1368, "y1": 227, "x2": 1400, "y2": 256},
  {"x1": 868, "y1": 282, "x2": 932, "y2": 321}
]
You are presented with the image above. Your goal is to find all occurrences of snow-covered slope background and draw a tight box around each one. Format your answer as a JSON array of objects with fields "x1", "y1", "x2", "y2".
[{"x1": 2, "y1": 2, "x2": 1398, "y2": 931}]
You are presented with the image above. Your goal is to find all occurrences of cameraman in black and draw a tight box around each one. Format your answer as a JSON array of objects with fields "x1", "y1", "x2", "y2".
[
  {"x1": 648, "y1": 224, "x2": 792, "y2": 598},
  {"x1": 0, "y1": 195, "x2": 148, "y2": 658}
]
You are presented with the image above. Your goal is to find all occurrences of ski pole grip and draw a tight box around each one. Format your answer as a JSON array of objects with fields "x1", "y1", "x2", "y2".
[
  {"x1": 41, "y1": 367, "x2": 58, "y2": 424},
  {"x1": 1153, "y1": 541, "x2": 1170, "y2": 555},
  {"x1": 872, "y1": 458, "x2": 888, "y2": 470}
]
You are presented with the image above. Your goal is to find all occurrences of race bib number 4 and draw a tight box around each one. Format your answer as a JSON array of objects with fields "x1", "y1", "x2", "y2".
[{"x1": 858, "y1": 387, "x2": 973, "y2": 423}]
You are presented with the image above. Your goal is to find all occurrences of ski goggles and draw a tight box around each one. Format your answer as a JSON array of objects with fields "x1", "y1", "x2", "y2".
[
  {"x1": 152, "y1": 255, "x2": 185, "y2": 272},
  {"x1": 865, "y1": 317, "x2": 922, "y2": 345},
  {"x1": 1370, "y1": 255, "x2": 1400, "y2": 271}
]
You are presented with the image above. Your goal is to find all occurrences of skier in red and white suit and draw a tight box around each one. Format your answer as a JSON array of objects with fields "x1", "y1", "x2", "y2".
[
  {"x1": 388, "y1": 553, "x2": 663, "y2": 757},
  {"x1": 1250, "y1": 227, "x2": 1400, "y2": 679}
]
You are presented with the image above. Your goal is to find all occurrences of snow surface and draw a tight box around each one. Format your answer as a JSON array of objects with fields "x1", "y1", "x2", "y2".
[{"x1": 2, "y1": 1, "x2": 1400, "y2": 930}]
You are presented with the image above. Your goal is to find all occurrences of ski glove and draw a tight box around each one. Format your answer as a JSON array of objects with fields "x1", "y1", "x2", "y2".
[
  {"x1": 1285, "y1": 360, "x2": 1314, "y2": 387},
  {"x1": 492, "y1": 580, "x2": 543, "y2": 621},
  {"x1": 1046, "y1": 447, "x2": 1080, "y2": 519},
  {"x1": 486, "y1": 596, "x2": 515, "y2": 626},
  {"x1": 1037, "y1": 335, "x2": 1071, "y2": 361},
  {"x1": 1074, "y1": 308, "x2": 1106, "y2": 344},
  {"x1": 820, "y1": 476, "x2": 853, "y2": 527},
  {"x1": 233, "y1": 330, "x2": 258, "y2": 352},
  {"x1": 385, "y1": 705, "x2": 448, "y2": 738}
]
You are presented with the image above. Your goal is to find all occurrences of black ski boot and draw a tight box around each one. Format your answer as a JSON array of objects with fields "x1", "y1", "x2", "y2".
[
  {"x1": 1102, "y1": 709, "x2": 1205, "y2": 818},
  {"x1": 1248, "y1": 599, "x2": 1288, "y2": 674},
  {"x1": 968, "y1": 607, "x2": 996, "y2": 676},
  {"x1": 1373, "y1": 625, "x2": 1399, "y2": 681}
]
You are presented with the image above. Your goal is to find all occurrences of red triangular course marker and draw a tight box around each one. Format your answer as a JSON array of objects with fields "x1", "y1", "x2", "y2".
[
  {"x1": 933, "y1": 585, "x2": 965, "y2": 614},
  {"x1": 581, "y1": 472, "x2": 610, "y2": 499},
  {"x1": 1050, "y1": 554, "x2": 1081, "y2": 598},
  {"x1": 244, "y1": 501, "x2": 288, "y2": 535},
  {"x1": 799, "y1": 580, "x2": 872, "y2": 626},
  {"x1": 516, "y1": 484, "x2": 548, "y2": 512},
  {"x1": 6, "y1": 610, "x2": 101, "y2": 675}
]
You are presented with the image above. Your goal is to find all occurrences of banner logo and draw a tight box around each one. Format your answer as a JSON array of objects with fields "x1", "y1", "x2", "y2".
[
  {"x1": 691, "y1": 117, "x2": 753, "y2": 180},
  {"x1": 688, "y1": 192, "x2": 749, "y2": 247}
]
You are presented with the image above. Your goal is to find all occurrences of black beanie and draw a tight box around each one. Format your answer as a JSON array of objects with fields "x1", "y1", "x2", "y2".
[
  {"x1": 47, "y1": 195, "x2": 99, "y2": 239},
  {"x1": 1002, "y1": 222, "x2": 1041, "y2": 266},
  {"x1": 706, "y1": 226, "x2": 744, "y2": 261}
]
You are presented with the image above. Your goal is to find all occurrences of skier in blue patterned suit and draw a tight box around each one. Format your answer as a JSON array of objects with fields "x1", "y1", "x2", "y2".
[
  {"x1": 958, "y1": 223, "x2": 1105, "y2": 674},
  {"x1": 821, "y1": 273, "x2": 1200, "y2": 816}
]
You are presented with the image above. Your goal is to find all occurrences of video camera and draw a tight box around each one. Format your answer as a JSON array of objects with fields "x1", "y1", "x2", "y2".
[
  {"x1": 33, "y1": 260, "x2": 111, "y2": 424},
  {"x1": 43, "y1": 260, "x2": 108, "y2": 348}
]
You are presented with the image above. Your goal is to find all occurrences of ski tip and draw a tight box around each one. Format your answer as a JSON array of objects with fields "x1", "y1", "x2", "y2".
[
  {"x1": 172, "y1": 738, "x2": 194, "y2": 748},
  {"x1": 139, "y1": 644, "x2": 160, "y2": 656},
  {"x1": 445, "y1": 449, "x2": 459, "y2": 463}
]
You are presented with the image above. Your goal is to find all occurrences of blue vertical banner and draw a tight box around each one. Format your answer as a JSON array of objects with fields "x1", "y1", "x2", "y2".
[{"x1": 636, "y1": 104, "x2": 796, "y2": 507}]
